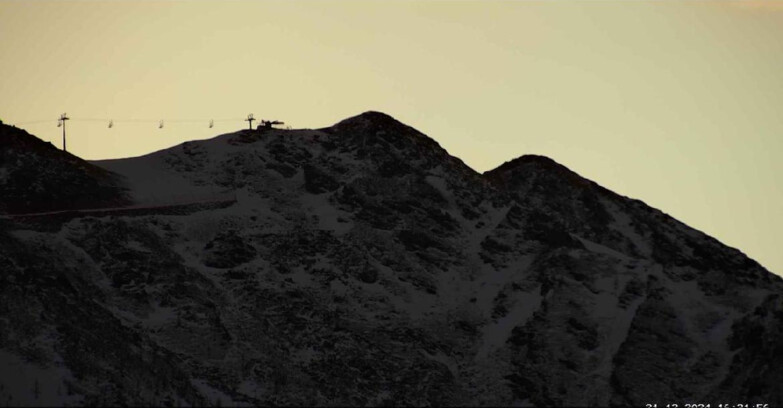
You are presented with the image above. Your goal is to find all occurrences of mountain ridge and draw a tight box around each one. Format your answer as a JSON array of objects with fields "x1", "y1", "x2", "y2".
[
  {"x1": 0, "y1": 111, "x2": 781, "y2": 406},
  {"x1": 0, "y1": 123, "x2": 130, "y2": 214}
]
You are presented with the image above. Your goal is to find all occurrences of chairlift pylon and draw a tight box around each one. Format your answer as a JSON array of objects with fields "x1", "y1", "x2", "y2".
[{"x1": 209, "y1": 119, "x2": 214, "y2": 128}]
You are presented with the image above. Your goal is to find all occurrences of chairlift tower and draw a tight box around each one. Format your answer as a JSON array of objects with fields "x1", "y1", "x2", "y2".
[
  {"x1": 58, "y1": 113, "x2": 70, "y2": 152},
  {"x1": 246, "y1": 114, "x2": 255, "y2": 130}
]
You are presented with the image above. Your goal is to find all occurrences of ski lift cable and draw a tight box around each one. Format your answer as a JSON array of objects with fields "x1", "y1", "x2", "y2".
[
  {"x1": 9, "y1": 119, "x2": 58, "y2": 125},
  {"x1": 8, "y1": 116, "x2": 274, "y2": 128},
  {"x1": 11, "y1": 117, "x2": 249, "y2": 123},
  {"x1": 69, "y1": 117, "x2": 247, "y2": 123}
]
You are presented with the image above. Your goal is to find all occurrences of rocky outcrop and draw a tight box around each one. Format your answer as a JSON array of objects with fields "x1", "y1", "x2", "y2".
[{"x1": 0, "y1": 124, "x2": 129, "y2": 214}]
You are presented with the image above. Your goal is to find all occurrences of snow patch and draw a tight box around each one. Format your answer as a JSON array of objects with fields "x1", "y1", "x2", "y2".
[
  {"x1": 142, "y1": 304, "x2": 178, "y2": 329},
  {"x1": 191, "y1": 379, "x2": 247, "y2": 407},
  {"x1": 0, "y1": 349, "x2": 83, "y2": 407},
  {"x1": 572, "y1": 234, "x2": 632, "y2": 261},
  {"x1": 604, "y1": 200, "x2": 652, "y2": 258},
  {"x1": 586, "y1": 268, "x2": 646, "y2": 380},
  {"x1": 125, "y1": 239, "x2": 151, "y2": 253},
  {"x1": 475, "y1": 285, "x2": 542, "y2": 361},
  {"x1": 425, "y1": 174, "x2": 450, "y2": 202},
  {"x1": 419, "y1": 348, "x2": 459, "y2": 378},
  {"x1": 299, "y1": 192, "x2": 352, "y2": 235}
]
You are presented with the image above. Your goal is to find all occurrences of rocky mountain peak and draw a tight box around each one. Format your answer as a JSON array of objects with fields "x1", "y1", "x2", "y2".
[
  {"x1": 333, "y1": 110, "x2": 401, "y2": 127},
  {"x1": 327, "y1": 111, "x2": 448, "y2": 161},
  {"x1": 333, "y1": 110, "x2": 408, "y2": 135},
  {"x1": 486, "y1": 154, "x2": 601, "y2": 194}
]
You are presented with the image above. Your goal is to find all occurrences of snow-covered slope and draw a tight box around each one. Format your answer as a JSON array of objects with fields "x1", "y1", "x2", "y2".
[{"x1": 0, "y1": 111, "x2": 781, "y2": 406}]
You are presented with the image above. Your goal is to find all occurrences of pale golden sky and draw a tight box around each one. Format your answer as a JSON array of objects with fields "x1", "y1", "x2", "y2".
[{"x1": 1, "y1": 1, "x2": 782, "y2": 275}]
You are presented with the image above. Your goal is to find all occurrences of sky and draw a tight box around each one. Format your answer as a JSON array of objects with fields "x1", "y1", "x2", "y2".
[{"x1": 1, "y1": 1, "x2": 782, "y2": 275}]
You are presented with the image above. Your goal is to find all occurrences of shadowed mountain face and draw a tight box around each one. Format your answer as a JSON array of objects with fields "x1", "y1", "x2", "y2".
[
  {"x1": 0, "y1": 124, "x2": 129, "y2": 214},
  {"x1": 0, "y1": 111, "x2": 781, "y2": 406}
]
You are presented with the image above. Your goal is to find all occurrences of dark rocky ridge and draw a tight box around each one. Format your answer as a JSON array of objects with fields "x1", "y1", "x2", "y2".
[
  {"x1": 0, "y1": 111, "x2": 780, "y2": 406},
  {"x1": 0, "y1": 123, "x2": 130, "y2": 214}
]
